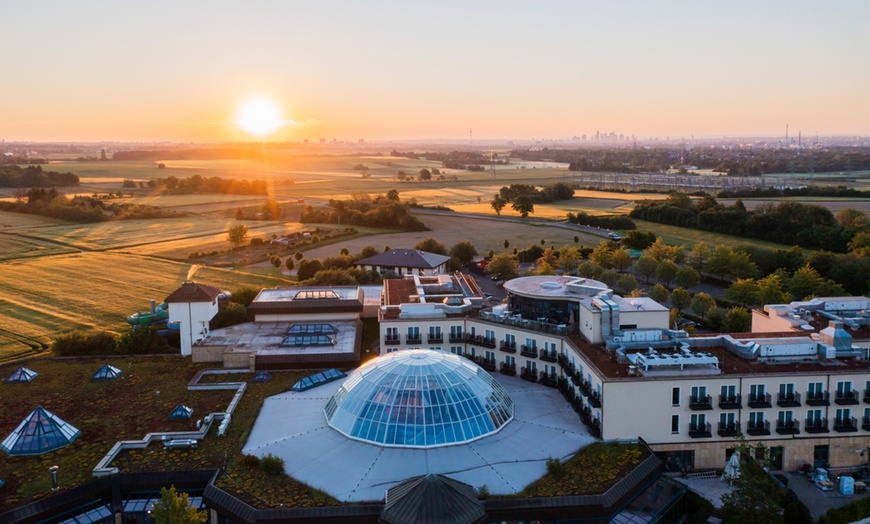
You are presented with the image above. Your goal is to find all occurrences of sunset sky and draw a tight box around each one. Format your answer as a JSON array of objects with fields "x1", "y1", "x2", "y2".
[{"x1": 2, "y1": 1, "x2": 868, "y2": 142}]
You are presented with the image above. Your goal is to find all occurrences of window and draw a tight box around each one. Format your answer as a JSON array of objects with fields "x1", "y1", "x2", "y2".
[
  {"x1": 865, "y1": 407, "x2": 870, "y2": 423},
  {"x1": 504, "y1": 333, "x2": 516, "y2": 345},
  {"x1": 750, "y1": 384, "x2": 766, "y2": 401},
  {"x1": 671, "y1": 415, "x2": 680, "y2": 434},
  {"x1": 449, "y1": 325, "x2": 463, "y2": 340},
  {"x1": 407, "y1": 327, "x2": 420, "y2": 341},
  {"x1": 504, "y1": 355, "x2": 515, "y2": 366},
  {"x1": 836, "y1": 408, "x2": 852, "y2": 425},
  {"x1": 779, "y1": 383, "x2": 795, "y2": 398},
  {"x1": 690, "y1": 386, "x2": 707, "y2": 402},
  {"x1": 808, "y1": 382, "x2": 824, "y2": 397},
  {"x1": 484, "y1": 350, "x2": 495, "y2": 362},
  {"x1": 485, "y1": 329, "x2": 496, "y2": 341},
  {"x1": 837, "y1": 381, "x2": 853, "y2": 395},
  {"x1": 777, "y1": 410, "x2": 794, "y2": 426},
  {"x1": 525, "y1": 361, "x2": 537, "y2": 372},
  {"x1": 467, "y1": 347, "x2": 475, "y2": 357},
  {"x1": 690, "y1": 413, "x2": 706, "y2": 430},
  {"x1": 289, "y1": 323, "x2": 337, "y2": 334},
  {"x1": 749, "y1": 412, "x2": 764, "y2": 428},
  {"x1": 525, "y1": 338, "x2": 536, "y2": 350},
  {"x1": 428, "y1": 326, "x2": 442, "y2": 340},
  {"x1": 807, "y1": 409, "x2": 823, "y2": 425},
  {"x1": 672, "y1": 387, "x2": 680, "y2": 406},
  {"x1": 385, "y1": 327, "x2": 399, "y2": 343},
  {"x1": 294, "y1": 290, "x2": 339, "y2": 300},
  {"x1": 658, "y1": 450, "x2": 694, "y2": 472},
  {"x1": 721, "y1": 385, "x2": 736, "y2": 400},
  {"x1": 720, "y1": 412, "x2": 736, "y2": 427},
  {"x1": 450, "y1": 346, "x2": 462, "y2": 355}
]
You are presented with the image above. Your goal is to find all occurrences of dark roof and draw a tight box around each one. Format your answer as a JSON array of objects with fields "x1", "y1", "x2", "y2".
[
  {"x1": 380, "y1": 474, "x2": 485, "y2": 524},
  {"x1": 356, "y1": 250, "x2": 451, "y2": 270},
  {"x1": 165, "y1": 281, "x2": 222, "y2": 303}
]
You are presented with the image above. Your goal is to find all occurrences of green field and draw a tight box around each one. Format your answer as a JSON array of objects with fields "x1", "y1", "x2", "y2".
[{"x1": 631, "y1": 219, "x2": 797, "y2": 251}]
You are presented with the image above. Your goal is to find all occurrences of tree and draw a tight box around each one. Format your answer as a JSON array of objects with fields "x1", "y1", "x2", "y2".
[
  {"x1": 396, "y1": 171, "x2": 407, "y2": 181},
  {"x1": 634, "y1": 255, "x2": 659, "y2": 284},
  {"x1": 670, "y1": 288, "x2": 692, "y2": 313},
  {"x1": 491, "y1": 195, "x2": 507, "y2": 215},
  {"x1": 285, "y1": 257, "x2": 295, "y2": 271},
  {"x1": 486, "y1": 252, "x2": 519, "y2": 281},
  {"x1": 414, "y1": 237, "x2": 448, "y2": 255},
  {"x1": 235, "y1": 207, "x2": 244, "y2": 220},
  {"x1": 511, "y1": 195, "x2": 534, "y2": 218},
  {"x1": 722, "y1": 307, "x2": 752, "y2": 333},
  {"x1": 449, "y1": 241, "x2": 478, "y2": 263},
  {"x1": 294, "y1": 250, "x2": 304, "y2": 261},
  {"x1": 615, "y1": 275, "x2": 638, "y2": 295},
  {"x1": 310, "y1": 269, "x2": 358, "y2": 285},
  {"x1": 691, "y1": 292, "x2": 717, "y2": 317},
  {"x1": 418, "y1": 168, "x2": 432, "y2": 180},
  {"x1": 720, "y1": 440, "x2": 787, "y2": 524},
  {"x1": 385, "y1": 189, "x2": 400, "y2": 201},
  {"x1": 150, "y1": 486, "x2": 207, "y2": 524},
  {"x1": 705, "y1": 307, "x2": 726, "y2": 331},
  {"x1": 643, "y1": 238, "x2": 683, "y2": 263},
  {"x1": 726, "y1": 278, "x2": 759, "y2": 307},
  {"x1": 686, "y1": 242, "x2": 711, "y2": 272},
  {"x1": 656, "y1": 260, "x2": 679, "y2": 289},
  {"x1": 590, "y1": 241, "x2": 616, "y2": 269},
  {"x1": 504, "y1": 239, "x2": 510, "y2": 249},
  {"x1": 534, "y1": 261, "x2": 556, "y2": 275},
  {"x1": 270, "y1": 255, "x2": 281, "y2": 268},
  {"x1": 622, "y1": 230, "x2": 657, "y2": 250},
  {"x1": 756, "y1": 274, "x2": 789, "y2": 305},
  {"x1": 573, "y1": 235, "x2": 579, "y2": 243},
  {"x1": 227, "y1": 225, "x2": 249, "y2": 247},
  {"x1": 598, "y1": 269, "x2": 620, "y2": 287},
  {"x1": 675, "y1": 266, "x2": 701, "y2": 290},
  {"x1": 649, "y1": 284, "x2": 670, "y2": 303},
  {"x1": 296, "y1": 259, "x2": 322, "y2": 281},
  {"x1": 612, "y1": 249, "x2": 632, "y2": 273}
]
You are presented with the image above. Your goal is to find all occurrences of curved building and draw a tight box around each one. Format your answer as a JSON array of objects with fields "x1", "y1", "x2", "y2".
[{"x1": 324, "y1": 350, "x2": 514, "y2": 448}]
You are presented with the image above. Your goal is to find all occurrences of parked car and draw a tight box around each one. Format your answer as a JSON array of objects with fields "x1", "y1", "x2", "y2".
[{"x1": 608, "y1": 232, "x2": 623, "y2": 241}]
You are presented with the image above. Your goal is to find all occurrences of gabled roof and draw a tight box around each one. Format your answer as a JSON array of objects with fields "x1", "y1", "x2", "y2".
[
  {"x1": 165, "y1": 281, "x2": 222, "y2": 303},
  {"x1": 0, "y1": 406, "x2": 81, "y2": 456},
  {"x1": 380, "y1": 474, "x2": 485, "y2": 524},
  {"x1": 168, "y1": 405, "x2": 194, "y2": 420},
  {"x1": 4, "y1": 367, "x2": 38, "y2": 383},
  {"x1": 91, "y1": 364, "x2": 122, "y2": 381},
  {"x1": 356, "y1": 250, "x2": 451, "y2": 270}
]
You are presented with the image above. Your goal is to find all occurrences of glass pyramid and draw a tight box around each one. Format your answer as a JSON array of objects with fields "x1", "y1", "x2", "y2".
[
  {"x1": 168, "y1": 405, "x2": 194, "y2": 420},
  {"x1": 1, "y1": 406, "x2": 81, "y2": 455},
  {"x1": 252, "y1": 370, "x2": 272, "y2": 383},
  {"x1": 4, "y1": 367, "x2": 38, "y2": 383},
  {"x1": 91, "y1": 364, "x2": 122, "y2": 381},
  {"x1": 324, "y1": 350, "x2": 513, "y2": 448}
]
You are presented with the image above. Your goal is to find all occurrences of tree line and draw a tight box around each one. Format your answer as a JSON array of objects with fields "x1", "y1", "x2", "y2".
[
  {"x1": 0, "y1": 165, "x2": 79, "y2": 187},
  {"x1": 300, "y1": 190, "x2": 428, "y2": 231},
  {"x1": 112, "y1": 148, "x2": 264, "y2": 161},
  {"x1": 0, "y1": 188, "x2": 176, "y2": 223},
  {"x1": 154, "y1": 175, "x2": 269, "y2": 195}
]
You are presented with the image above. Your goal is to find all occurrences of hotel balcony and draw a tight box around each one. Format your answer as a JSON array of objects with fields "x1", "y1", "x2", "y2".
[
  {"x1": 499, "y1": 362, "x2": 517, "y2": 376},
  {"x1": 587, "y1": 391, "x2": 602, "y2": 409},
  {"x1": 863, "y1": 416, "x2": 870, "y2": 431},
  {"x1": 776, "y1": 392, "x2": 801, "y2": 408},
  {"x1": 520, "y1": 367, "x2": 538, "y2": 382},
  {"x1": 477, "y1": 310, "x2": 578, "y2": 336},
  {"x1": 384, "y1": 336, "x2": 401, "y2": 346},
  {"x1": 775, "y1": 420, "x2": 800, "y2": 435},
  {"x1": 466, "y1": 334, "x2": 496, "y2": 349},
  {"x1": 717, "y1": 421, "x2": 741, "y2": 437},
  {"x1": 539, "y1": 370, "x2": 558, "y2": 387},
  {"x1": 499, "y1": 340, "x2": 517, "y2": 353},
  {"x1": 688, "y1": 422, "x2": 712, "y2": 438},
  {"x1": 835, "y1": 390, "x2": 860, "y2": 406},
  {"x1": 718, "y1": 394, "x2": 742, "y2": 410},
  {"x1": 448, "y1": 333, "x2": 464, "y2": 343},
  {"x1": 746, "y1": 420, "x2": 771, "y2": 436},
  {"x1": 477, "y1": 357, "x2": 497, "y2": 372},
  {"x1": 406, "y1": 336, "x2": 422, "y2": 345},
  {"x1": 804, "y1": 418, "x2": 829, "y2": 434},
  {"x1": 539, "y1": 349, "x2": 558, "y2": 363},
  {"x1": 834, "y1": 417, "x2": 858, "y2": 433},
  {"x1": 557, "y1": 354, "x2": 577, "y2": 375},
  {"x1": 747, "y1": 393, "x2": 772, "y2": 408},
  {"x1": 806, "y1": 392, "x2": 830, "y2": 407},
  {"x1": 689, "y1": 394, "x2": 713, "y2": 411},
  {"x1": 577, "y1": 379, "x2": 593, "y2": 398},
  {"x1": 520, "y1": 345, "x2": 538, "y2": 358},
  {"x1": 864, "y1": 389, "x2": 870, "y2": 405},
  {"x1": 427, "y1": 334, "x2": 443, "y2": 344}
]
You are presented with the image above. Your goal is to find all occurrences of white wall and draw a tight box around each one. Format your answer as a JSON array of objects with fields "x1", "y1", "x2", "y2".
[{"x1": 169, "y1": 300, "x2": 218, "y2": 357}]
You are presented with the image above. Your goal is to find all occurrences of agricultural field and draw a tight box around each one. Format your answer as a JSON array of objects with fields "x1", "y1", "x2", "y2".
[
  {"x1": 718, "y1": 197, "x2": 870, "y2": 214},
  {"x1": 0, "y1": 234, "x2": 77, "y2": 261},
  {"x1": 631, "y1": 219, "x2": 798, "y2": 251}
]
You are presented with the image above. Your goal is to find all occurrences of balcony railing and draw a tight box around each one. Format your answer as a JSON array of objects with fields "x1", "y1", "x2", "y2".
[
  {"x1": 747, "y1": 393, "x2": 772, "y2": 408},
  {"x1": 499, "y1": 362, "x2": 517, "y2": 376},
  {"x1": 835, "y1": 390, "x2": 860, "y2": 405},
  {"x1": 577, "y1": 379, "x2": 593, "y2": 398},
  {"x1": 689, "y1": 394, "x2": 713, "y2": 410},
  {"x1": 384, "y1": 336, "x2": 401, "y2": 345},
  {"x1": 477, "y1": 310, "x2": 578, "y2": 336},
  {"x1": 775, "y1": 420, "x2": 800, "y2": 435},
  {"x1": 520, "y1": 367, "x2": 538, "y2": 382},
  {"x1": 717, "y1": 421, "x2": 741, "y2": 437},
  {"x1": 520, "y1": 345, "x2": 538, "y2": 358},
  {"x1": 477, "y1": 357, "x2": 497, "y2": 372},
  {"x1": 540, "y1": 349, "x2": 558, "y2": 363},
  {"x1": 539, "y1": 370, "x2": 558, "y2": 387},
  {"x1": 448, "y1": 333, "x2": 464, "y2": 343},
  {"x1": 689, "y1": 422, "x2": 712, "y2": 438},
  {"x1": 863, "y1": 415, "x2": 870, "y2": 431},
  {"x1": 406, "y1": 335, "x2": 422, "y2": 345},
  {"x1": 746, "y1": 420, "x2": 770, "y2": 436},
  {"x1": 806, "y1": 391, "x2": 830, "y2": 406},
  {"x1": 718, "y1": 394, "x2": 742, "y2": 410},
  {"x1": 776, "y1": 392, "x2": 801, "y2": 407},
  {"x1": 499, "y1": 340, "x2": 517, "y2": 353},
  {"x1": 864, "y1": 389, "x2": 870, "y2": 405},
  {"x1": 834, "y1": 416, "x2": 858, "y2": 433},
  {"x1": 466, "y1": 334, "x2": 496, "y2": 349},
  {"x1": 427, "y1": 334, "x2": 443, "y2": 344},
  {"x1": 804, "y1": 418, "x2": 829, "y2": 434},
  {"x1": 588, "y1": 391, "x2": 602, "y2": 409}
]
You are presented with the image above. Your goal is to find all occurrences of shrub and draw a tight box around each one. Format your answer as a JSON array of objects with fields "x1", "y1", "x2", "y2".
[
  {"x1": 210, "y1": 302, "x2": 248, "y2": 330},
  {"x1": 545, "y1": 457, "x2": 565, "y2": 478},
  {"x1": 240, "y1": 454, "x2": 261, "y2": 469},
  {"x1": 52, "y1": 330, "x2": 119, "y2": 356},
  {"x1": 476, "y1": 484, "x2": 489, "y2": 499},
  {"x1": 117, "y1": 325, "x2": 169, "y2": 355},
  {"x1": 230, "y1": 286, "x2": 260, "y2": 307},
  {"x1": 259, "y1": 454, "x2": 285, "y2": 476}
]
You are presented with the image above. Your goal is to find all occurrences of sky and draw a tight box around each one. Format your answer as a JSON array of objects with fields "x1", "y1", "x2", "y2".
[{"x1": 1, "y1": 1, "x2": 869, "y2": 142}]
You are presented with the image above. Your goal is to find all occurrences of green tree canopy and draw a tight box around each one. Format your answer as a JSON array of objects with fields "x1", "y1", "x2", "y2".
[
  {"x1": 227, "y1": 225, "x2": 249, "y2": 247},
  {"x1": 656, "y1": 259, "x2": 679, "y2": 289},
  {"x1": 449, "y1": 241, "x2": 478, "y2": 263},
  {"x1": 634, "y1": 255, "x2": 659, "y2": 284},
  {"x1": 670, "y1": 288, "x2": 692, "y2": 312},
  {"x1": 414, "y1": 237, "x2": 448, "y2": 255},
  {"x1": 486, "y1": 252, "x2": 519, "y2": 281},
  {"x1": 675, "y1": 266, "x2": 701, "y2": 290},
  {"x1": 150, "y1": 486, "x2": 207, "y2": 524},
  {"x1": 511, "y1": 195, "x2": 534, "y2": 218},
  {"x1": 690, "y1": 292, "x2": 717, "y2": 317},
  {"x1": 649, "y1": 284, "x2": 670, "y2": 304},
  {"x1": 491, "y1": 195, "x2": 507, "y2": 215}
]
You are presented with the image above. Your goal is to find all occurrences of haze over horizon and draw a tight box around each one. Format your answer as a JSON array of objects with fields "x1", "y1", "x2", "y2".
[{"x1": 2, "y1": 1, "x2": 869, "y2": 143}]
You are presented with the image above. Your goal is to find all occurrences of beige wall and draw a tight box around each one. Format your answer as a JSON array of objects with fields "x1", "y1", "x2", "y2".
[{"x1": 619, "y1": 309, "x2": 670, "y2": 330}]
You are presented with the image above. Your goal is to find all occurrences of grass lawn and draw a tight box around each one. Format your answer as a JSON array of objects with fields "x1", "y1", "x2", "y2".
[
  {"x1": 632, "y1": 219, "x2": 798, "y2": 251},
  {"x1": 0, "y1": 357, "x2": 234, "y2": 511},
  {"x1": 519, "y1": 442, "x2": 646, "y2": 497}
]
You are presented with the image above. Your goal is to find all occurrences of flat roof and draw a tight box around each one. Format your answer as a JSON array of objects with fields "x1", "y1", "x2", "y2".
[
  {"x1": 503, "y1": 276, "x2": 609, "y2": 299},
  {"x1": 201, "y1": 320, "x2": 357, "y2": 356},
  {"x1": 255, "y1": 286, "x2": 361, "y2": 302},
  {"x1": 611, "y1": 296, "x2": 669, "y2": 313},
  {"x1": 243, "y1": 371, "x2": 595, "y2": 502}
]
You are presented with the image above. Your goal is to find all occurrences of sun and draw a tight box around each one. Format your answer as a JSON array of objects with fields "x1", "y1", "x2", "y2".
[{"x1": 235, "y1": 98, "x2": 284, "y2": 137}]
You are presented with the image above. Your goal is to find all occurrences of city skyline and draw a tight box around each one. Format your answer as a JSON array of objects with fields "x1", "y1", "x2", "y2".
[{"x1": 2, "y1": 1, "x2": 869, "y2": 142}]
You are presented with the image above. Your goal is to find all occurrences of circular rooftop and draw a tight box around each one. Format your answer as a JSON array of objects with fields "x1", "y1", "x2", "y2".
[
  {"x1": 324, "y1": 350, "x2": 514, "y2": 448},
  {"x1": 503, "y1": 275, "x2": 609, "y2": 299}
]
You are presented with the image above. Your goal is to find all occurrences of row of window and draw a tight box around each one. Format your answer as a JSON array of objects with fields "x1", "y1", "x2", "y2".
[
  {"x1": 671, "y1": 408, "x2": 868, "y2": 433},
  {"x1": 672, "y1": 381, "x2": 864, "y2": 406},
  {"x1": 385, "y1": 326, "x2": 560, "y2": 354}
]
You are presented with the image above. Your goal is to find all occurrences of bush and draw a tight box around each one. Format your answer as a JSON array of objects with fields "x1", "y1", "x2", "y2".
[
  {"x1": 545, "y1": 457, "x2": 565, "y2": 478},
  {"x1": 117, "y1": 325, "x2": 169, "y2": 355},
  {"x1": 210, "y1": 302, "x2": 248, "y2": 330},
  {"x1": 230, "y1": 286, "x2": 260, "y2": 307},
  {"x1": 476, "y1": 484, "x2": 489, "y2": 500},
  {"x1": 52, "y1": 330, "x2": 119, "y2": 356},
  {"x1": 259, "y1": 454, "x2": 285, "y2": 476},
  {"x1": 240, "y1": 454, "x2": 261, "y2": 469}
]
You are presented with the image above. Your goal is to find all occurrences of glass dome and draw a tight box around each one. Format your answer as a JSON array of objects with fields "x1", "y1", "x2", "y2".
[{"x1": 324, "y1": 350, "x2": 514, "y2": 448}]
